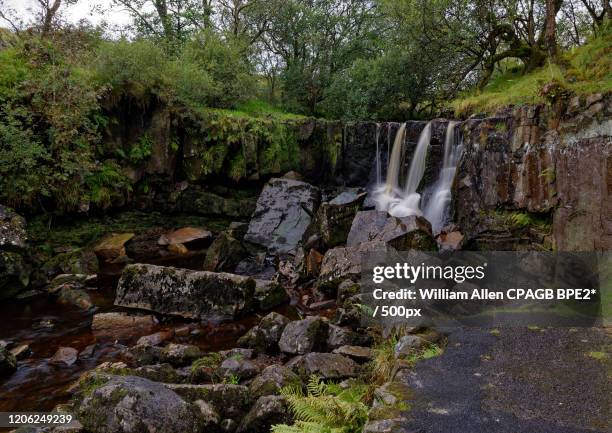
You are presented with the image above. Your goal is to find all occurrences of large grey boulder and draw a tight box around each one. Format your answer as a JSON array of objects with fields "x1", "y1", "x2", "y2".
[
  {"x1": 164, "y1": 383, "x2": 251, "y2": 419},
  {"x1": 244, "y1": 178, "x2": 320, "y2": 254},
  {"x1": 75, "y1": 374, "x2": 204, "y2": 433},
  {"x1": 237, "y1": 395, "x2": 293, "y2": 433},
  {"x1": 287, "y1": 353, "x2": 360, "y2": 380},
  {"x1": 347, "y1": 211, "x2": 437, "y2": 250},
  {"x1": 115, "y1": 264, "x2": 256, "y2": 321},
  {"x1": 0, "y1": 205, "x2": 26, "y2": 251},
  {"x1": 278, "y1": 316, "x2": 329, "y2": 355}
]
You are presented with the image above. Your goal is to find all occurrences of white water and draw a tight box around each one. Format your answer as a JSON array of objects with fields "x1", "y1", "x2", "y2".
[
  {"x1": 373, "y1": 122, "x2": 432, "y2": 217},
  {"x1": 423, "y1": 121, "x2": 462, "y2": 233},
  {"x1": 372, "y1": 120, "x2": 461, "y2": 230}
]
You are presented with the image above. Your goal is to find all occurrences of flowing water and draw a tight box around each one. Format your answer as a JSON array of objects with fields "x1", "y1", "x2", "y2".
[
  {"x1": 372, "y1": 120, "x2": 461, "y2": 232},
  {"x1": 423, "y1": 121, "x2": 462, "y2": 233}
]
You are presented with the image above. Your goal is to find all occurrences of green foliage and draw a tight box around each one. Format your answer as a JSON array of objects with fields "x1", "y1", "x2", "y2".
[
  {"x1": 273, "y1": 376, "x2": 369, "y2": 433},
  {"x1": 129, "y1": 134, "x2": 153, "y2": 163},
  {"x1": 223, "y1": 374, "x2": 241, "y2": 385},
  {"x1": 191, "y1": 353, "x2": 223, "y2": 374},
  {"x1": 85, "y1": 160, "x2": 131, "y2": 209}
]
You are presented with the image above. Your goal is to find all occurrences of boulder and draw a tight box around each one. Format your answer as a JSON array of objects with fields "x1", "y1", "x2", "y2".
[
  {"x1": 115, "y1": 264, "x2": 256, "y2": 321},
  {"x1": 394, "y1": 335, "x2": 427, "y2": 358},
  {"x1": 327, "y1": 325, "x2": 372, "y2": 350},
  {"x1": 332, "y1": 345, "x2": 373, "y2": 362},
  {"x1": 244, "y1": 178, "x2": 320, "y2": 254},
  {"x1": 91, "y1": 312, "x2": 157, "y2": 336},
  {"x1": 318, "y1": 241, "x2": 389, "y2": 287},
  {"x1": 216, "y1": 357, "x2": 259, "y2": 381},
  {"x1": 162, "y1": 343, "x2": 204, "y2": 366},
  {"x1": 75, "y1": 374, "x2": 204, "y2": 433},
  {"x1": 93, "y1": 233, "x2": 135, "y2": 261},
  {"x1": 203, "y1": 232, "x2": 247, "y2": 272},
  {"x1": 254, "y1": 279, "x2": 289, "y2": 311},
  {"x1": 50, "y1": 347, "x2": 78, "y2": 366},
  {"x1": 278, "y1": 317, "x2": 329, "y2": 355},
  {"x1": 0, "y1": 346, "x2": 17, "y2": 377},
  {"x1": 165, "y1": 383, "x2": 251, "y2": 419},
  {"x1": 194, "y1": 399, "x2": 221, "y2": 431},
  {"x1": 158, "y1": 227, "x2": 213, "y2": 248},
  {"x1": 57, "y1": 287, "x2": 94, "y2": 310},
  {"x1": 238, "y1": 312, "x2": 290, "y2": 353},
  {"x1": 287, "y1": 353, "x2": 359, "y2": 380},
  {"x1": 303, "y1": 189, "x2": 367, "y2": 251},
  {"x1": 237, "y1": 395, "x2": 293, "y2": 433},
  {"x1": 136, "y1": 330, "x2": 174, "y2": 347},
  {"x1": 47, "y1": 273, "x2": 88, "y2": 294},
  {"x1": 436, "y1": 226, "x2": 465, "y2": 251},
  {"x1": 10, "y1": 344, "x2": 31, "y2": 360},
  {"x1": 348, "y1": 211, "x2": 436, "y2": 250},
  {"x1": 0, "y1": 251, "x2": 31, "y2": 299},
  {"x1": 249, "y1": 365, "x2": 302, "y2": 400},
  {"x1": 178, "y1": 188, "x2": 257, "y2": 219}
]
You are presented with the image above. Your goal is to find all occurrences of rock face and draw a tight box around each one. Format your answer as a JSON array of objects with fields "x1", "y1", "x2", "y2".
[
  {"x1": 278, "y1": 317, "x2": 329, "y2": 355},
  {"x1": 115, "y1": 264, "x2": 256, "y2": 320},
  {"x1": 76, "y1": 374, "x2": 204, "y2": 433},
  {"x1": 244, "y1": 178, "x2": 321, "y2": 254},
  {"x1": 0, "y1": 205, "x2": 30, "y2": 299},
  {"x1": 453, "y1": 97, "x2": 612, "y2": 251}
]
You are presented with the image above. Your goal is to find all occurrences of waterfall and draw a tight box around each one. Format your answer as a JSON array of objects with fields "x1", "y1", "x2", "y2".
[
  {"x1": 373, "y1": 122, "x2": 432, "y2": 218},
  {"x1": 423, "y1": 121, "x2": 462, "y2": 233},
  {"x1": 375, "y1": 123, "x2": 382, "y2": 184}
]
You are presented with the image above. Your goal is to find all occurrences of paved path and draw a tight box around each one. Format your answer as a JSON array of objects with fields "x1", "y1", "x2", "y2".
[{"x1": 399, "y1": 328, "x2": 610, "y2": 433}]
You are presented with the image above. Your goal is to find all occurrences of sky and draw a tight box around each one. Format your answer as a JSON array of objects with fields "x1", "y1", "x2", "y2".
[{"x1": 3, "y1": 0, "x2": 133, "y2": 28}]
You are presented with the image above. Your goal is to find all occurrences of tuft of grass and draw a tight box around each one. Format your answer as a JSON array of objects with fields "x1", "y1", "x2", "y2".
[
  {"x1": 191, "y1": 353, "x2": 223, "y2": 374},
  {"x1": 586, "y1": 351, "x2": 608, "y2": 360}
]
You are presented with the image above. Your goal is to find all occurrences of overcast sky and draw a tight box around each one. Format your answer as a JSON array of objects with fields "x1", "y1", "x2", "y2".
[{"x1": 3, "y1": 0, "x2": 133, "y2": 28}]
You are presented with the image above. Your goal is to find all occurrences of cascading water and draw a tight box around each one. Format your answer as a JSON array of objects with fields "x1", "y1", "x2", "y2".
[
  {"x1": 373, "y1": 122, "x2": 432, "y2": 217},
  {"x1": 423, "y1": 121, "x2": 462, "y2": 233}
]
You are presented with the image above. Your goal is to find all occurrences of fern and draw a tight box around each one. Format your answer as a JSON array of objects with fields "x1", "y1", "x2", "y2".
[{"x1": 274, "y1": 376, "x2": 369, "y2": 433}]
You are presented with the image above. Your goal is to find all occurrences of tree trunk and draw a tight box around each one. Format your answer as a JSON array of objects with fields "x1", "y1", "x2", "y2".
[{"x1": 545, "y1": 0, "x2": 559, "y2": 59}]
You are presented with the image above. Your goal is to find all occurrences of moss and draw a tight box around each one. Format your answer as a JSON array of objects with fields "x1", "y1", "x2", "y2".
[{"x1": 586, "y1": 351, "x2": 607, "y2": 360}]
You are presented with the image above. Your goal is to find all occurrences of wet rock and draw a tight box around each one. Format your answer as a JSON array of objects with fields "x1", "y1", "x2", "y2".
[
  {"x1": 278, "y1": 316, "x2": 329, "y2": 355},
  {"x1": 130, "y1": 363, "x2": 188, "y2": 383},
  {"x1": 164, "y1": 383, "x2": 251, "y2": 419},
  {"x1": 93, "y1": 233, "x2": 134, "y2": 262},
  {"x1": 115, "y1": 264, "x2": 256, "y2": 321},
  {"x1": 346, "y1": 210, "x2": 389, "y2": 246},
  {"x1": 0, "y1": 346, "x2": 17, "y2": 377},
  {"x1": 244, "y1": 178, "x2": 321, "y2": 254},
  {"x1": 372, "y1": 382, "x2": 412, "y2": 408},
  {"x1": 50, "y1": 347, "x2": 78, "y2": 366},
  {"x1": 282, "y1": 170, "x2": 303, "y2": 181},
  {"x1": 203, "y1": 232, "x2": 247, "y2": 272},
  {"x1": 57, "y1": 287, "x2": 94, "y2": 310},
  {"x1": 221, "y1": 348, "x2": 255, "y2": 360},
  {"x1": 158, "y1": 227, "x2": 213, "y2": 248},
  {"x1": 10, "y1": 344, "x2": 31, "y2": 360},
  {"x1": 47, "y1": 274, "x2": 88, "y2": 294},
  {"x1": 136, "y1": 330, "x2": 174, "y2": 347},
  {"x1": 303, "y1": 189, "x2": 367, "y2": 251},
  {"x1": 318, "y1": 241, "x2": 390, "y2": 287},
  {"x1": 327, "y1": 325, "x2": 372, "y2": 349},
  {"x1": 237, "y1": 312, "x2": 290, "y2": 353},
  {"x1": 237, "y1": 395, "x2": 293, "y2": 433},
  {"x1": 91, "y1": 312, "x2": 157, "y2": 336},
  {"x1": 436, "y1": 226, "x2": 464, "y2": 251},
  {"x1": 309, "y1": 299, "x2": 335, "y2": 310},
  {"x1": 227, "y1": 222, "x2": 249, "y2": 241},
  {"x1": 216, "y1": 357, "x2": 259, "y2": 380},
  {"x1": 168, "y1": 243, "x2": 189, "y2": 255},
  {"x1": 332, "y1": 345, "x2": 373, "y2": 362},
  {"x1": 337, "y1": 280, "x2": 361, "y2": 302},
  {"x1": 305, "y1": 248, "x2": 324, "y2": 279},
  {"x1": 79, "y1": 344, "x2": 96, "y2": 359},
  {"x1": 249, "y1": 365, "x2": 301, "y2": 400},
  {"x1": 287, "y1": 353, "x2": 359, "y2": 380},
  {"x1": 75, "y1": 374, "x2": 204, "y2": 433},
  {"x1": 254, "y1": 279, "x2": 288, "y2": 311}
]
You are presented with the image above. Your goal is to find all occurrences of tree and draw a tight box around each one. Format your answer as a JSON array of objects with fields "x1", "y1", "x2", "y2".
[{"x1": 0, "y1": 0, "x2": 78, "y2": 34}]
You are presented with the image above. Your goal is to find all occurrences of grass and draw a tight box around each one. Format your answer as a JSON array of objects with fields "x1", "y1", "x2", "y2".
[
  {"x1": 452, "y1": 29, "x2": 612, "y2": 116},
  {"x1": 586, "y1": 351, "x2": 608, "y2": 360}
]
